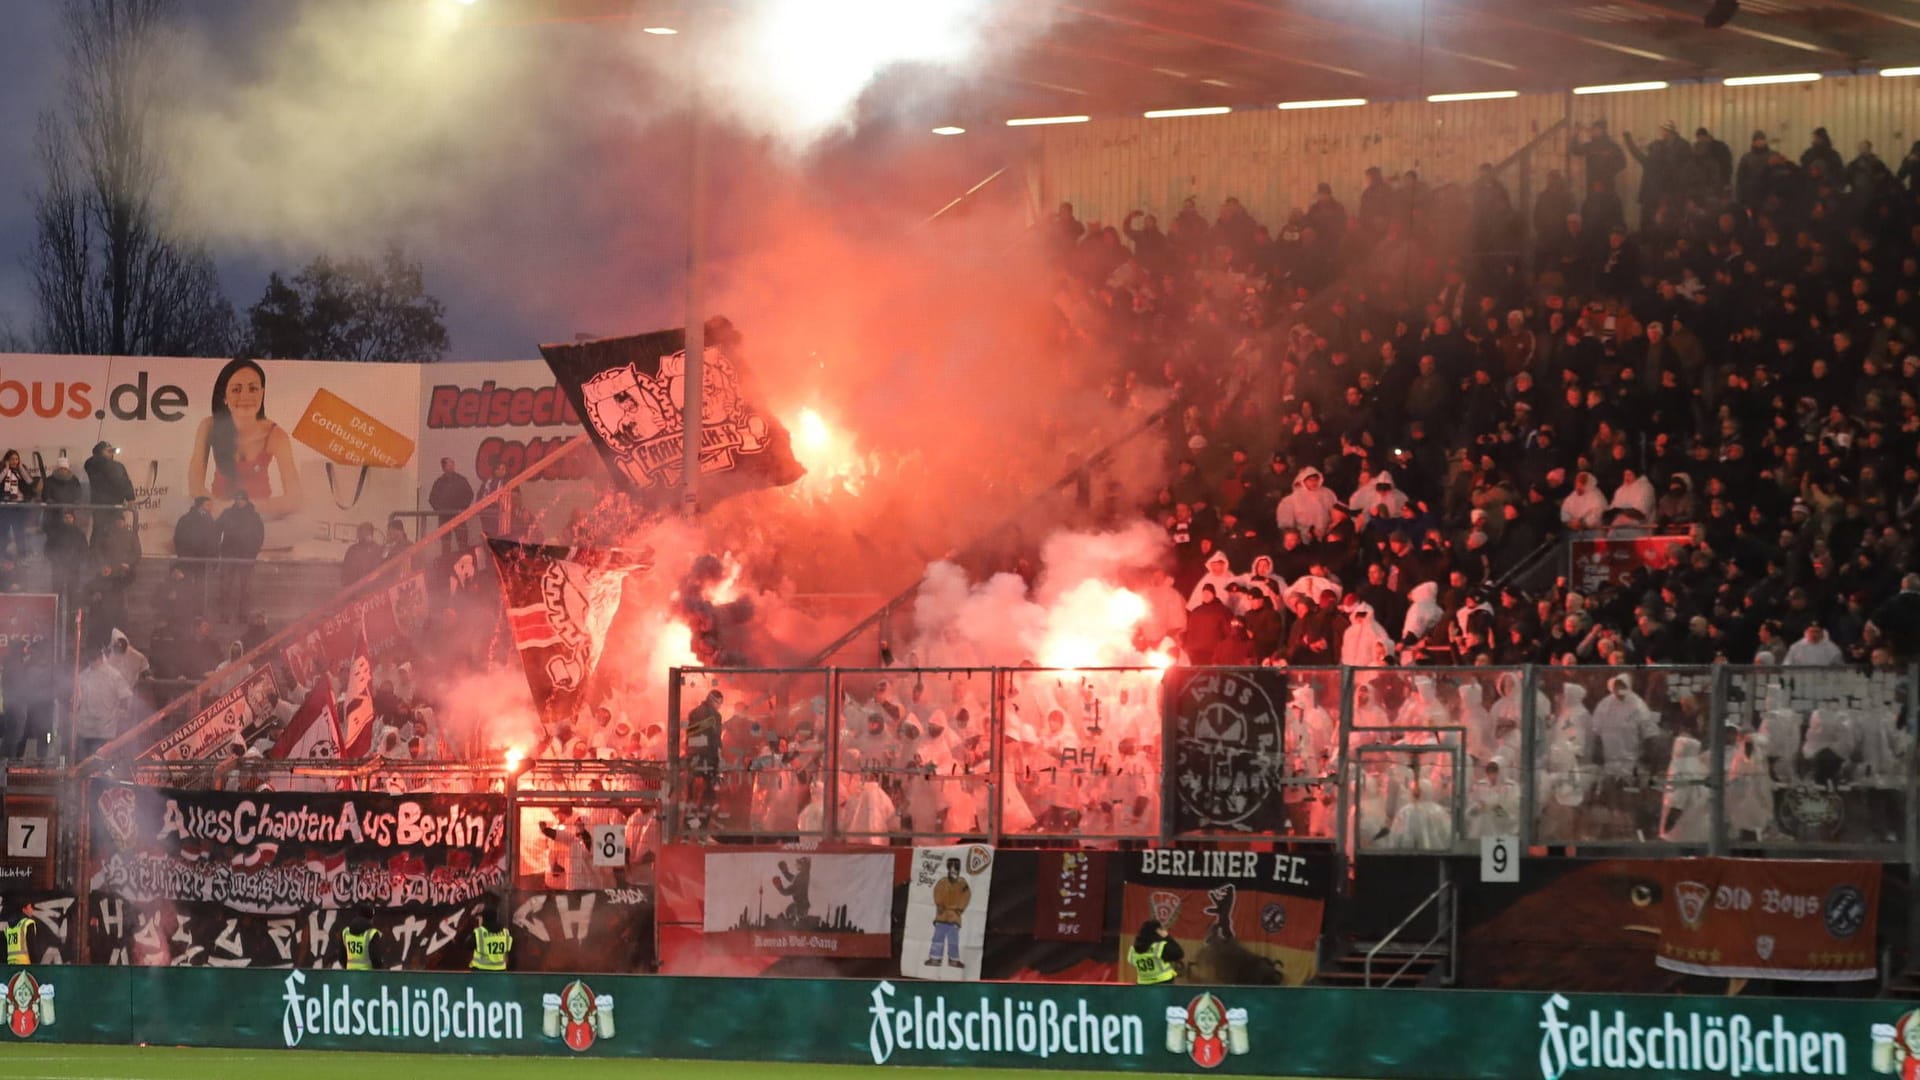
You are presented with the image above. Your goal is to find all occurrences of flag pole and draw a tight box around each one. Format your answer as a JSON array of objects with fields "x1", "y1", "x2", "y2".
[{"x1": 680, "y1": 12, "x2": 706, "y2": 519}]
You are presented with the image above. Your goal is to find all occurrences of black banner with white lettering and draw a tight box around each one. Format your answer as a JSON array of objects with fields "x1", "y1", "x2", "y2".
[
  {"x1": 1121, "y1": 850, "x2": 1328, "y2": 986},
  {"x1": 84, "y1": 888, "x2": 654, "y2": 972},
  {"x1": 1162, "y1": 668, "x2": 1290, "y2": 834},
  {"x1": 540, "y1": 320, "x2": 804, "y2": 507},
  {"x1": 86, "y1": 782, "x2": 509, "y2": 914}
]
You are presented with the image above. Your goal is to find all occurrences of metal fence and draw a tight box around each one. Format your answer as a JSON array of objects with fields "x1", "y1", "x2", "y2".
[{"x1": 657, "y1": 662, "x2": 1916, "y2": 859}]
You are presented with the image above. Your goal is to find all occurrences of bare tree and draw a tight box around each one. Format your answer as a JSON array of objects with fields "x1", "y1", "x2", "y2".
[{"x1": 29, "y1": 0, "x2": 233, "y2": 357}]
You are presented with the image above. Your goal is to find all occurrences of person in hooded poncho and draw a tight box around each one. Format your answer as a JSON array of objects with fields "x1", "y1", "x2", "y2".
[
  {"x1": 1591, "y1": 674, "x2": 1657, "y2": 783},
  {"x1": 1467, "y1": 759, "x2": 1519, "y2": 838},
  {"x1": 1340, "y1": 602, "x2": 1395, "y2": 667},
  {"x1": 1658, "y1": 735, "x2": 1710, "y2": 844},
  {"x1": 1560, "y1": 471, "x2": 1608, "y2": 530},
  {"x1": 1350, "y1": 468, "x2": 1409, "y2": 524},
  {"x1": 1388, "y1": 777, "x2": 1454, "y2": 850},
  {"x1": 1188, "y1": 551, "x2": 1238, "y2": 609},
  {"x1": 1274, "y1": 466, "x2": 1338, "y2": 539},
  {"x1": 1724, "y1": 724, "x2": 1775, "y2": 842}
]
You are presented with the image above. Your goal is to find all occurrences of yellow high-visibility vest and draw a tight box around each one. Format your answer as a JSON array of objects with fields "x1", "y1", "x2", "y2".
[
  {"x1": 1127, "y1": 939, "x2": 1177, "y2": 985},
  {"x1": 2, "y1": 918, "x2": 33, "y2": 965},
  {"x1": 342, "y1": 927, "x2": 378, "y2": 971},
  {"x1": 470, "y1": 927, "x2": 512, "y2": 971}
]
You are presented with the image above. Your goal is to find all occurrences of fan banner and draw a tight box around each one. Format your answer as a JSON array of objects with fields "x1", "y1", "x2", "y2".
[
  {"x1": 1656, "y1": 857, "x2": 1879, "y2": 981},
  {"x1": 1119, "y1": 849, "x2": 1327, "y2": 986},
  {"x1": 145, "y1": 667, "x2": 280, "y2": 762},
  {"x1": 538, "y1": 319, "x2": 803, "y2": 507},
  {"x1": 85, "y1": 781, "x2": 509, "y2": 914},
  {"x1": 1161, "y1": 668, "x2": 1290, "y2": 834},
  {"x1": 265, "y1": 677, "x2": 342, "y2": 783},
  {"x1": 487, "y1": 538, "x2": 646, "y2": 724},
  {"x1": 1033, "y1": 849, "x2": 1107, "y2": 943},
  {"x1": 701, "y1": 851, "x2": 893, "y2": 957},
  {"x1": 900, "y1": 844, "x2": 995, "y2": 981}
]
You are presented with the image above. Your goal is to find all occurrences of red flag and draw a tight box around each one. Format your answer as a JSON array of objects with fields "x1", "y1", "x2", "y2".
[
  {"x1": 488, "y1": 538, "x2": 648, "y2": 723},
  {"x1": 270, "y1": 676, "x2": 341, "y2": 761},
  {"x1": 341, "y1": 630, "x2": 377, "y2": 758}
]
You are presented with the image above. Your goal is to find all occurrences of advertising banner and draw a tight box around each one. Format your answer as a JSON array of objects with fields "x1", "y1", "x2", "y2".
[
  {"x1": 1119, "y1": 849, "x2": 1326, "y2": 986},
  {"x1": 417, "y1": 361, "x2": 595, "y2": 515},
  {"x1": 700, "y1": 850, "x2": 893, "y2": 957},
  {"x1": 1034, "y1": 849, "x2": 1107, "y2": 943},
  {"x1": 900, "y1": 844, "x2": 994, "y2": 981},
  {"x1": 5, "y1": 966, "x2": 1910, "y2": 1079},
  {"x1": 1571, "y1": 534, "x2": 1693, "y2": 594},
  {"x1": 1162, "y1": 668, "x2": 1290, "y2": 834},
  {"x1": 0, "y1": 593, "x2": 60, "y2": 657},
  {"x1": 0, "y1": 353, "x2": 424, "y2": 560},
  {"x1": 1656, "y1": 857, "x2": 1880, "y2": 981},
  {"x1": 86, "y1": 782, "x2": 508, "y2": 913}
]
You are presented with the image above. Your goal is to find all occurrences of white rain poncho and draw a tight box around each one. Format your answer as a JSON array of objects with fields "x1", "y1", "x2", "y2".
[
  {"x1": 1388, "y1": 782, "x2": 1455, "y2": 850},
  {"x1": 1658, "y1": 735, "x2": 1711, "y2": 844},
  {"x1": 1592, "y1": 675, "x2": 1657, "y2": 780}
]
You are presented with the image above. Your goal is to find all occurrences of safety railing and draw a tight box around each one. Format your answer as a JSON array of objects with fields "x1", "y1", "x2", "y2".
[{"x1": 1363, "y1": 877, "x2": 1456, "y2": 989}]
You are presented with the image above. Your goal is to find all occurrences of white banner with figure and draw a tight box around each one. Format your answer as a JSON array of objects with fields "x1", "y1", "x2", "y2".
[{"x1": 900, "y1": 843, "x2": 994, "y2": 981}]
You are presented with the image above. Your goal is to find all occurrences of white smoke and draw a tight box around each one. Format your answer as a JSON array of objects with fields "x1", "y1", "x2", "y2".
[{"x1": 908, "y1": 521, "x2": 1181, "y2": 669}]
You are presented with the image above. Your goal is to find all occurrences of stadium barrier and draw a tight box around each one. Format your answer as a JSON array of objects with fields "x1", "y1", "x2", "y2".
[{"x1": 0, "y1": 963, "x2": 1906, "y2": 1076}]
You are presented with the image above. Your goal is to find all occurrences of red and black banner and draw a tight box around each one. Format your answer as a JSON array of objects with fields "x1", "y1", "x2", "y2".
[
  {"x1": 488, "y1": 538, "x2": 646, "y2": 724},
  {"x1": 1120, "y1": 849, "x2": 1328, "y2": 985},
  {"x1": 81, "y1": 888, "x2": 652, "y2": 972},
  {"x1": 539, "y1": 319, "x2": 803, "y2": 507},
  {"x1": 1034, "y1": 850, "x2": 1107, "y2": 943},
  {"x1": 1656, "y1": 857, "x2": 1880, "y2": 981},
  {"x1": 85, "y1": 782, "x2": 509, "y2": 914}
]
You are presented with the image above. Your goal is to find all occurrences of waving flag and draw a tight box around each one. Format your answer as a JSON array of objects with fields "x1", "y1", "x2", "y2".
[
  {"x1": 489, "y1": 538, "x2": 649, "y2": 723},
  {"x1": 540, "y1": 317, "x2": 804, "y2": 507}
]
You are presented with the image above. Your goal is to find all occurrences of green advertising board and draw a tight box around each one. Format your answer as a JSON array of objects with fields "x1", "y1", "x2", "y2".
[{"x1": 0, "y1": 964, "x2": 1909, "y2": 1078}]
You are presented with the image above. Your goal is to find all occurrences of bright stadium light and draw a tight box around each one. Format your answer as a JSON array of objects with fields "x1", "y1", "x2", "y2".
[
  {"x1": 1572, "y1": 81, "x2": 1670, "y2": 95},
  {"x1": 1277, "y1": 98, "x2": 1367, "y2": 110},
  {"x1": 1142, "y1": 106, "x2": 1232, "y2": 118},
  {"x1": 642, "y1": 26, "x2": 678, "y2": 34},
  {"x1": 1880, "y1": 66, "x2": 1920, "y2": 77},
  {"x1": 1723, "y1": 72, "x2": 1820, "y2": 85},
  {"x1": 1427, "y1": 90, "x2": 1519, "y2": 102},
  {"x1": 1005, "y1": 115, "x2": 1091, "y2": 126},
  {"x1": 931, "y1": 125, "x2": 966, "y2": 135}
]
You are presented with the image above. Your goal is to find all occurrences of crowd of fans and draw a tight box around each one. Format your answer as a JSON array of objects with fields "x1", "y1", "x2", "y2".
[{"x1": 1045, "y1": 122, "x2": 1920, "y2": 675}]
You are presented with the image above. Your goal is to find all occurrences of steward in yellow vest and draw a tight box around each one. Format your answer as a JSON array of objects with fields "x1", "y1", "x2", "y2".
[
  {"x1": 1126, "y1": 919, "x2": 1183, "y2": 985},
  {"x1": 341, "y1": 905, "x2": 382, "y2": 971},
  {"x1": 2, "y1": 900, "x2": 34, "y2": 965},
  {"x1": 470, "y1": 909, "x2": 512, "y2": 972}
]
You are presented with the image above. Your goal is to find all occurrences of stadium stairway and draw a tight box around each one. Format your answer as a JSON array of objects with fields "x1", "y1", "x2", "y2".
[{"x1": 1314, "y1": 937, "x2": 1449, "y2": 988}]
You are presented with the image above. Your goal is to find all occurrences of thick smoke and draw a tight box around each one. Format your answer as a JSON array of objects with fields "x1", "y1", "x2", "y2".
[{"x1": 907, "y1": 521, "x2": 1182, "y2": 669}]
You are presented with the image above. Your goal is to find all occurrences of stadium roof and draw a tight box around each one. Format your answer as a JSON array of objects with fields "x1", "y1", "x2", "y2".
[{"x1": 505, "y1": 0, "x2": 1920, "y2": 120}]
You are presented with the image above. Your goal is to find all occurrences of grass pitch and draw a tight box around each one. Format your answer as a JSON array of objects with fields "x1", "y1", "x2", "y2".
[{"x1": 0, "y1": 1044, "x2": 1244, "y2": 1080}]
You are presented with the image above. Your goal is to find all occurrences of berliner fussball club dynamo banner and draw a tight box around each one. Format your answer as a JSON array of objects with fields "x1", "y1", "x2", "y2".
[
  {"x1": 900, "y1": 844, "x2": 995, "y2": 982},
  {"x1": 0, "y1": 965, "x2": 1912, "y2": 1078}
]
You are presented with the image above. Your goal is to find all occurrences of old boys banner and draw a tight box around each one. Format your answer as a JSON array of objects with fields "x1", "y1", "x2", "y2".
[
  {"x1": 1121, "y1": 849, "x2": 1327, "y2": 986},
  {"x1": 539, "y1": 319, "x2": 803, "y2": 506},
  {"x1": 901, "y1": 844, "x2": 995, "y2": 982},
  {"x1": 1162, "y1": 667, "x2": 1290, "y2": 834},
  {"x1": 702, "y1": 851, "x2": 893, "y2": 957},
  {"x1": 488, "y1": 538, "x2": 646, "y2": 724},
  {"x1": 1656, "y1": 857, "x2": 1880, "y2": 981},
  {"x1": 87, "y1": 782, "x2": 508, "y2": 914}
]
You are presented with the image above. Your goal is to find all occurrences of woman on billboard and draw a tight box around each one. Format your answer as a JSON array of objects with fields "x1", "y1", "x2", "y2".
[{"x1": 188, "y1": 359, "x2": 305, "y2": 518}]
